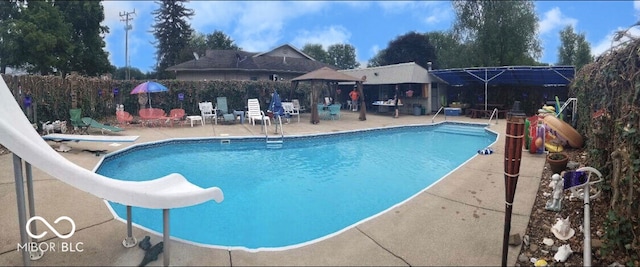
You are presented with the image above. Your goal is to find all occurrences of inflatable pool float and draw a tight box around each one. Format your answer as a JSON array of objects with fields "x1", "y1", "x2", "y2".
[
  {"x1": 544, "y1": 142, "x2": 564, "y2": 152},
  {"x1": 543, "y1": 115, "x2": 583, "y2": 148}
]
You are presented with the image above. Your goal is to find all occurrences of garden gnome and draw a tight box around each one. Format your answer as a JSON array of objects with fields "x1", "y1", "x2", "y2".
[{"x1": 545, "y1": 173, "x2": 563, "y2": 211}]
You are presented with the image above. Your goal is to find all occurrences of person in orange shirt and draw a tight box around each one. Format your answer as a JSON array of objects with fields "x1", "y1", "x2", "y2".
[{"x1": 349, "y1": 87, "x2": 359, "y2": 111}]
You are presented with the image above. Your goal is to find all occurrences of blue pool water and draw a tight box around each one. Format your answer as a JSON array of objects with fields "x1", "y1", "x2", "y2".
[{"x1": 96, "y1": 123, "x2": 497, "y2": 250}]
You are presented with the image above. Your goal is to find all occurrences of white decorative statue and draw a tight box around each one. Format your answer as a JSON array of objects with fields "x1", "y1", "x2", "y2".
[
  {"x1": 551, "y1": 216, "x2": 575, "y2": 240},
  {"x1": 545, "y1": 173, "x2": 564, "y2": 211}
]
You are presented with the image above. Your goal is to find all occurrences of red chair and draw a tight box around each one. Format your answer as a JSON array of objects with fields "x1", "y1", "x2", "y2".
[
  {"x1": 116, "y1": 111, "x2": 134, "y2": 126},
  {"x1": 163, "y1": 108, "x2": 185, "y2": 127},
  {"x1": 139, "y1": 108, "x2": 166, "y2": 127}
]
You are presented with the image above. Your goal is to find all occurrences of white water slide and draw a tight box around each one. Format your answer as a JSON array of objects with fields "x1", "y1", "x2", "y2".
[{"x1": 0, "y1": 76, "x2": 223, "y2": 266}]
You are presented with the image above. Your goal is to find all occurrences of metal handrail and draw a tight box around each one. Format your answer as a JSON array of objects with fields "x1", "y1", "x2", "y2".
[
  {"x1": 488, "y1": 108, "x2": 499, "y2": 126},
  {"x1": 555, "y1": 97, "x2": 578, "y2": 126},
  {"x1": 266, "y1": 114, "x2": 284, "y2": 146},
  {"x1": 431, "y1": 106, "x2": 446, "y2": 123}
]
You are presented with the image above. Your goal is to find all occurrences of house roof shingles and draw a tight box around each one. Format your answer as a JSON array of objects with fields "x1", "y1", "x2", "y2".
[{"x1": 166, "y1": 50, "x2": 335, "y2": 74}]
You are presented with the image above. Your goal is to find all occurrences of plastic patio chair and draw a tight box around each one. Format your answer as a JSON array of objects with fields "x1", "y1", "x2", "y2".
[
  {"x1": 81, "y1": 117, "x2": 123, "y2": 134},
  {"x1": 198, "y1": 102, "x2": 217, "y2": 125},
  {"x1": 164, "y1": 108, "x2": 185, "y2": 127},
  {"x1": 69, "y1": 108, "x2": 90, "y2": 134},
  {"x1": 283, "y1": 102, "x2": 299, "y2": 123},
  {"x1": 116, "y1": 110, "x2": 134, "y2": 126},
  {"x1": 329, "y1": 104, "x2": 341, "y2": 120},
  {"x1": 216, "y1": 97, "x2": 236, "y2": 124},
  {"x1": 247, "y1": 98, "x2": 270, "y2": 126}
]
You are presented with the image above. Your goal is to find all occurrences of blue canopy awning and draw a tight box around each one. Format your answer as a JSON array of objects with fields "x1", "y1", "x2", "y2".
[
  {"x1": 430, "y1": 65, "x2": 575, "y2": 87},
  {"x1": 430, "y1": 66, "x2": 575, "y2": 110}
]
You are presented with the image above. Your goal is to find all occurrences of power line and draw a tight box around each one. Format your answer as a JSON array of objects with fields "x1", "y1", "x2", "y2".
[{"x1": 119, "y1": 9, "x2": 136, "y2": 80}]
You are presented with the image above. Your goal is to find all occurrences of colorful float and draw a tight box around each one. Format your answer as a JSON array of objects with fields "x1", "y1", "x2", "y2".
[{"x1": 525, "y1": 103, "x2": 583, "y2": 154}]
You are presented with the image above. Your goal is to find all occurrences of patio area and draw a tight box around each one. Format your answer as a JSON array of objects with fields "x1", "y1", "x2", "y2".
[{"x1": 0, "y1": 112, "x2": 546, "y2": 266}]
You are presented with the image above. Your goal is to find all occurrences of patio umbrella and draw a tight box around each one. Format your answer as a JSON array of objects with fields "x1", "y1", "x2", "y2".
[
  {"x1": 130, "y1": 81, "x2": 168, "y2": 108},
  {"x1": 269, "y1": 90, "x2": 284, "y2": 117}
]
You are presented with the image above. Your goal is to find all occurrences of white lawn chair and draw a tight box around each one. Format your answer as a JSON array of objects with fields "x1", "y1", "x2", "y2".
[
  {"x1": 198, "y1": 102, "x2": 217, "y2": 124},
  {"x1": 292, "y1": 99, "x2": 306, "y2": 113},
  {"x1": 247, "y1": 98, "x2": 270, "y2": 126},
  {"x1": 283, "y1": 102, "x2": 300, "y2": 123}
]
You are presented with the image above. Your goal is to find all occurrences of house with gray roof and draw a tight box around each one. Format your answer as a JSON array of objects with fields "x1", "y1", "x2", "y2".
[{"x1": 166, "y1": 44, "x2": 336, "y2": 81}]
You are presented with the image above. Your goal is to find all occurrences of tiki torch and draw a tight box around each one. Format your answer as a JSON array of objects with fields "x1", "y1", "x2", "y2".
[{"x1": 501, "y1": 113, "x2": 525, "y2": 266}]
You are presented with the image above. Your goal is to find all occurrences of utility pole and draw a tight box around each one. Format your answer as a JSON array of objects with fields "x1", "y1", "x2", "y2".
[{"x1": 119, "y1": 9, "x2": 136, "y2": 81}]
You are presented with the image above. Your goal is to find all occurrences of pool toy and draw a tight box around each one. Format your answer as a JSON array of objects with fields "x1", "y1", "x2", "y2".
[
  {"x1": 555, "y1": 96, "x2": 563, "y2": 120},
  {"x1": 544, "y1": 142, "x2": 564, "y2": 152},
  {"x1": 477, "y1": 147, "x2": 493, "y2": 155},
  {"x1": 543, "y1": 115, "x2": 583, "y2": 148},
  {"x1": 527, "y1": 115, "x2": 545, "y2": 154}
]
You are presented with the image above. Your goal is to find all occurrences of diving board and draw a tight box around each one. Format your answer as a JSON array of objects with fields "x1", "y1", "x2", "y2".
[{"x1": 43, "y1": 133, "x2": 139, "y2": 142}]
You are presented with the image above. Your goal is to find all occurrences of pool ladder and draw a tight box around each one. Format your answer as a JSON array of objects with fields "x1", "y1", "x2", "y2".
[{"x1": 265, "y1": 114, "x2": 284, "y2": 148}]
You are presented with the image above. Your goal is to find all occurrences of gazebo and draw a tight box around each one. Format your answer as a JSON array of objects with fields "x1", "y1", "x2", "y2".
[{"x1": 291, "y1": 67, "x2": 365, "y2": 123}]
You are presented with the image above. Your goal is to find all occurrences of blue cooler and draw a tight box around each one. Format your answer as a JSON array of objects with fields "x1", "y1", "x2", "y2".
[{"x1": 444, "y1": 107, "x2": 461, "y2": 116}]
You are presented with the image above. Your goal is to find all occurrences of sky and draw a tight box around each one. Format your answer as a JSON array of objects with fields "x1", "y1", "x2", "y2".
[{"x1": 101, "y1": 1, "x2": 640, "y2": 73}]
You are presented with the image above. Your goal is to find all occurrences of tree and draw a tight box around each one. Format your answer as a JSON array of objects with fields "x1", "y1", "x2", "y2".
[
  {"x1": 151, "y1": 0, "x2": 194, "y2": 79},
  {"x1": 56, "y1": 1, "x2": 113, "y2": 76},
  {"x1": 367, "y1": 31, "x2": 436, "y2": 70},
  {"x1": 452, "y1": 0, "x2": 541, "y2": 66},
  {"x1": 0, "y1": 0, "x2": 23, "y2": 73},
  {"x1": 302, "y1": 43, "x2": 329, "y2": 63},
  {"x1": 13, "y1": 1, "x2": 73, "y2": 75},
  {"x1": 177, "y1": 30, "x2": 240, "y2": 64},
  {"x1": 425, "y1": 31, "x2": 476, "y2": 69},
  {"x1": 113, "y1": 66, "x2": 146, "y2": 80},
  {"x1": 557, "y1": 25, "x2": 593, "y2": 71},
  {"x1": 206, "y1": 30, "x2": 239, "y2": 50},
  {"x1": 327, "y1": 44, "x2": 359, "y2": 69}
]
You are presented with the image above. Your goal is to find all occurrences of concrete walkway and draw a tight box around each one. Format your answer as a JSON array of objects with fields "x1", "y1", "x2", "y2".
[{"x1": 0, "y1": 111, "x2": 545, "y2": 266}]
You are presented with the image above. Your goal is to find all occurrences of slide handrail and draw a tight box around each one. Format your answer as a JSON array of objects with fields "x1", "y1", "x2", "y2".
[{"x1": 0, "y1": 77, "x2": 223, "y2": 209}]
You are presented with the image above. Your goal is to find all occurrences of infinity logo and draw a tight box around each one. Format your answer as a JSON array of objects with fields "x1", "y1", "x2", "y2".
[{"x1": 26, "y1": 216, "x2": 76, "y2": 239}]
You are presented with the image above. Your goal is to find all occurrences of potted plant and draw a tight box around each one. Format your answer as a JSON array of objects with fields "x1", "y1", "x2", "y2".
[{"x1": 547, "y1": 152, "x2": 569, "y2": 174}]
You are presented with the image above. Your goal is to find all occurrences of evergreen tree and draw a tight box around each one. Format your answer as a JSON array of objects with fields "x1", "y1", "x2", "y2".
[{"x1": 151, "y1": 0, "x2": 194, "y2": 79}]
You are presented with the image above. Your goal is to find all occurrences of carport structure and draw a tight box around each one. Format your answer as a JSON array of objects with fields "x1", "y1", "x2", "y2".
[{"x1": 430, "y1": 65, "x2": 575, "y2": 111}]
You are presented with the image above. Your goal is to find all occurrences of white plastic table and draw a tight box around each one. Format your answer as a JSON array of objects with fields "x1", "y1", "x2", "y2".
[{"x1": 186, "y1": 115, "x2": 203, "y2": 127}]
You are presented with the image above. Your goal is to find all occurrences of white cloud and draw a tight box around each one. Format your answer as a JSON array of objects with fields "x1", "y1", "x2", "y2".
[
  {"x1": 369, "y1": 44, "x2": 380, "y2": 56},
  {"x1": 538, "y1": 7, "x2": 578, "y2": 35},
  {"x1": 377, "y1": 1, "x2": 450, "y2": 26},
  {"x1": 591, "y1": 26, "x2": 640, "y2": 58},
  {"x1": 291, "y1": 26, "x2": 352, "y2": 50}
]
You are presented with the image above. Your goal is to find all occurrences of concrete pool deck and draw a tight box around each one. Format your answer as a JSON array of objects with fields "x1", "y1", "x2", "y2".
[{"x1": 0, "y1": 111, "x2": 545, "y2": 266}]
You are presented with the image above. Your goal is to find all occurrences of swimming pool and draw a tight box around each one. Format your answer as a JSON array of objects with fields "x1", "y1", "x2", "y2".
[{"x1": 96, "y1": 122, "x2": 497, "y2": 250}]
